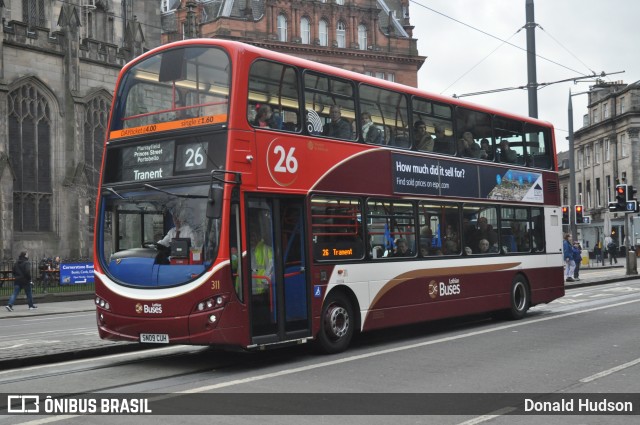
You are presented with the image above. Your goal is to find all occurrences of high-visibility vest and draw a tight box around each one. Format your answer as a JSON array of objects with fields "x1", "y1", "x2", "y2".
[{"x1": 252, "y1": 241, "x2": 273, "y2": 295}]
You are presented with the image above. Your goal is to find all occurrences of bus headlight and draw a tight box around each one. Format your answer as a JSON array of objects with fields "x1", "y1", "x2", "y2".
[
  {"x1": 95, "y1": 296, "x2": 110, "y2": 311},
  {"x1": 195, "y1": 294, "x2": 229, "y2": 313}
]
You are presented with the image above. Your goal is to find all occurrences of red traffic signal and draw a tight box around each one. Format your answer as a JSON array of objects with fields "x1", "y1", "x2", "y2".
[
  {"x1": 616, "y1": 184, "x2": 628, "y2": 202},
  {"x1": 561, "y1": 206, "x2": 569, "y2": 225},
  {"x1": 574, "y1": 205, "x2": 584, "y2": 224}
]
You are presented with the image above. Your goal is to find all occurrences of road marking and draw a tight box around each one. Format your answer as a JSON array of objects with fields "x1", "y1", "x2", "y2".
[
  {"x1": 0, "y1": 344, "x2": 26, "y2": 350},
  {"x1": 180, "y1": 297, "x2": 640, "y2": 394},
  {"x1": 10, "y1": 298, "x2": 640, "y2": 424},
  {"x1": 456, "y1": 407, "x2": 517, "y2": 425},
  {"x1": 580, "y1": 357, "x2": 640, "y2": 383}
]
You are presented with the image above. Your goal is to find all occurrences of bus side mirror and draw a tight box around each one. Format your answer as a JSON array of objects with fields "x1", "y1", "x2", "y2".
[{"x1": 206, "y1": 184, "x2": 223, "y2": 219}]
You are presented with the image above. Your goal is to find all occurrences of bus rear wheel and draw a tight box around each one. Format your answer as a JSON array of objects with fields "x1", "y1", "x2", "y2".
[
  {"x1": 507, "y1": 275, "x2": 530, "y2": 320},
  {"x1": 317, "y1": 291, "x2": 354, "y2": 354}
]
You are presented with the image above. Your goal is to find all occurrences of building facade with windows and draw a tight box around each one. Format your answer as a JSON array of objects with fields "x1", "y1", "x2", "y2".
[
  {"x1": 0, "y1": 0, "x2": 161, "y2": 259},
  {"x1": 559, "y1": 81, "x2": 640, "y2": 250},
  {"x1": 0, "y1": 0, "x2": 424, "y2": 260},
  {"x1": 161, "y1": 0, "x2": 425, "y2": 87}
]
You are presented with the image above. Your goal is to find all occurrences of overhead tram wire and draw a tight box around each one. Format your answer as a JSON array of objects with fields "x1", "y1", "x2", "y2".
[
  {"x1": 408, "y1": 1, "x2": 625, "y2": 99},
  {"x1": 410, "y1": 0, "x2": 591, "y2": 84},
  {"x1": 453, "y1": 71, "x2": 625, "y2": 98},
  {"x1": 537, "y1": 25, "x2": 597, "y2": 77},
  {"x1": 440, "y1": 27, "x2": 522, "y2": 95}
]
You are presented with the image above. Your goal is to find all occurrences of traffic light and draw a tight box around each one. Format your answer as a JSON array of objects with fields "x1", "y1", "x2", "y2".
[
  {"x1": 611, "y1": 184, "x2": 628, "y2": 212},
  {"x1": 609, "y1": 184, "x2": 640, "y2": 212},
  {"x1": 574, "y1": 205, "x2": 584, "y2": 224},
  {"x1": 561, "y1": 206, "x2": 569, "y2": 225}
]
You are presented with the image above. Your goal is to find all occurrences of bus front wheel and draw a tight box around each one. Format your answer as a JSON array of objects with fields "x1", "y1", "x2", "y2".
[
  {"x1": 317, "y1": 291, "x2": 354, "y2": 354},
  {"x1": 507, "y1": 275, "x2": 530, "y2": 320}
]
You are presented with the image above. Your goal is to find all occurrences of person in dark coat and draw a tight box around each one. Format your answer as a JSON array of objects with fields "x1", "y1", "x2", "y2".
[
  {"x1": 323, "y1": 105, "x2": 352, "y2": 139},
  {"x1": 6, "y1": 251, "x2": 37, "y2": 311},
  {"x1": 607, "y1": 239, "x2": 618, "y2": 265},
  {"x1": 562, "y1": 233, "x2": 575, "y2": 282},
  {"x1": 572, "y1": 242, "x2": 583, "y2": 281}
]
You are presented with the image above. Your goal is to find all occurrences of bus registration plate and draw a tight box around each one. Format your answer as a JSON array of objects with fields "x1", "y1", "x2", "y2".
[{"x1": 140, "y1": 333, "x2": 169, "y2": 344}]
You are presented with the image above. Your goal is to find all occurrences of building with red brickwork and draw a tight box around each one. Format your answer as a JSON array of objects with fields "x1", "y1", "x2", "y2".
[{"x1": 161, "y1": 0, "x2": 425, "y2": 87}]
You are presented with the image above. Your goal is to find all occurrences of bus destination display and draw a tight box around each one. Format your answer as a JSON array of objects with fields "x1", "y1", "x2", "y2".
[
  {"x1": 121, "y1": 141, "x2": 175, "y2": 181},
  {"x1": 118, "y1": 141, "x2": 209, "y2": 182}
]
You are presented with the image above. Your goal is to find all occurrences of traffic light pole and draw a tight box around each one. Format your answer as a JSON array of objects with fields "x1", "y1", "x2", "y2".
[{"x1": 625, "y1": 214, "x2": 637, "y2": 275}]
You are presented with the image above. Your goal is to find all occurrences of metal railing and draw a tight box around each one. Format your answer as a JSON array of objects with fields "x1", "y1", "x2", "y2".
[{"x1": 0, "y1": 257, "x2": 94, "y2": 299}]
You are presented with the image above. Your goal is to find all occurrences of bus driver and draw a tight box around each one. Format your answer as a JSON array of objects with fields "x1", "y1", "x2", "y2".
[{"x1": 158, "y1": 209, "x2": 194, "y2": 247}]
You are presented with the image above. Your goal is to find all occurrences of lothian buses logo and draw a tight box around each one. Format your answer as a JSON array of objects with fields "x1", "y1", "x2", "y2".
[
  {"x1": 428, "y1": 279, "x2": 461, "y2": 299},
  {"x1": 135, "y1": 303, "x2": 163, "y2": 314},
  {"x1": 428, "y1": 280, "x2": 439, "y2": 299}
]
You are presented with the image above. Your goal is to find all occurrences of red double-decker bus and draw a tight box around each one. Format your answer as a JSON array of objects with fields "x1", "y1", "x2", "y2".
[{"x1": 94, "y1": 39, "x2": 564, "y2": 353}]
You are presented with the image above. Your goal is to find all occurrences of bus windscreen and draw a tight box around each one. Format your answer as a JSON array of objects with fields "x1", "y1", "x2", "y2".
[{"x1": 109, "y1": 46, "x2": 231, "y2": 138}]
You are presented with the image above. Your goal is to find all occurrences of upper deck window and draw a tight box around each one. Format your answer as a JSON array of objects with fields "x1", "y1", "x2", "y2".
[
  {"x1": 304, "y1": 72, "x2": 356, "y2": 141},
  {"x1": 248, "y1": 60, "x2": 300, "y2": 132},
  {"x1": 455, "y1": 108, "x2": 494, "y2": 161},
  {"x1": 110, "y1": 46, "x2": 230, "y2": 136},
  {"x1": 412, "y1": 97, "x2": 453, "y2": 154},
  {"x1": 524, "y1": 123, "x2": 553, "y2": 169},
  {"x1": 359, "y1": 84, "x2": 409, "y2": 148}
]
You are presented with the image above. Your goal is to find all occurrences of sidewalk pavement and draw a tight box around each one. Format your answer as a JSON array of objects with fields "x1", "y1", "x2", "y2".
[
  {"x1": 0, "y1": 298, "x2": 147, "y2": 370},
  {"x1": 0, "y1": 264, "x2": 637, "y2": 369}
]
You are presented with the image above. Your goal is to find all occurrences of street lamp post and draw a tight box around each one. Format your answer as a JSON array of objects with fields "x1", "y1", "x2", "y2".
[{"x1": 567, "y1": 89, "x2": 578, "y2": 241}]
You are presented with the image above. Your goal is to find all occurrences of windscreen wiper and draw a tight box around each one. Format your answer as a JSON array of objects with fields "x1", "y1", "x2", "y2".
[
  {"x1": 104, "y1": 187, "x2": 127, "y2": 200},
  {"x1": 143, "y1": 183, "x2": 207, "y2": 199}
]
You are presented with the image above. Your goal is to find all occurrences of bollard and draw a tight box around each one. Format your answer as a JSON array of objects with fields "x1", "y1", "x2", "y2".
[{"x1": 626, "y1": 250, "x2": 638, "y2": 275}]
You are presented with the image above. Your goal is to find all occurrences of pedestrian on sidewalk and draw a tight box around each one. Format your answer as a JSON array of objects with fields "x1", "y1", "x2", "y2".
[
  {"x1": 594, "y1": 241, "x2": 603, "y2": 265},
  {"x1": 563, "y1": 233, "x2": 576, "y2": 282},
  {"x1": 6, "y1": 251, "x2": 37, "y2": 311},
  {"x1": 573, "y1": 242, "x2": 582, "y2": 281},
  {"x1": 607, "y1": 239, "x2": 618, "y2": 265}
]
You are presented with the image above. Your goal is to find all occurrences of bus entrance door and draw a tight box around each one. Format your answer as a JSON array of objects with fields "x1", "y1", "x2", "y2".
[{"x1": 248, "y1": 197, "x2": 310, "y2": 345}]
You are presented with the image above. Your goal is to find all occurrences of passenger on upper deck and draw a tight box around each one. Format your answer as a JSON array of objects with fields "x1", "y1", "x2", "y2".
[
  {"x1": 414, "y1": 120, "x2": 434, "y2": 151},
  {"x1": 457, "y1": 132, "x2": 487, "y2": 159},
  {"x1": 361, "y1": 112, "x2": 383, "y2": 144},
  {"x1": 433, "y1": 124, "x2": 455, "y2": 154},
  {"x1": 480, "y1": 138, "x2": 494, "y2": 160},
  {"x1": 323, "y1": 105, "x2": 352, "y2": 139},
  {"x1": 499, "y1": 139, "x2": 517, "y2": 163},
  {"x1": 253, "y1": 104, "x2": 273, "y2": 128}
]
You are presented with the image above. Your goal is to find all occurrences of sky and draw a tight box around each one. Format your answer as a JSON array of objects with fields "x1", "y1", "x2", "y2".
[{"x1": 411, "y1": 0, "x2": 640, "y2": 153}]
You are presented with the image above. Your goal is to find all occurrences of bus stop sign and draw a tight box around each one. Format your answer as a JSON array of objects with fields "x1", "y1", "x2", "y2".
[{"x1": 60, "y1": 262, "x2": 95, "y2": 285}]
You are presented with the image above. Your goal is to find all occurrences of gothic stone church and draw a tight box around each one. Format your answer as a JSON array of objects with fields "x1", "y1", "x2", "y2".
[{"x1": 0, "y1": 0, "x2": 161, "y2": 260}]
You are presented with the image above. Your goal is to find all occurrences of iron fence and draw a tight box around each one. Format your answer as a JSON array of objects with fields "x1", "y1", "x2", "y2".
[{"x1": 0, "y1": 256, "x2": 94, "y2": 299}]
